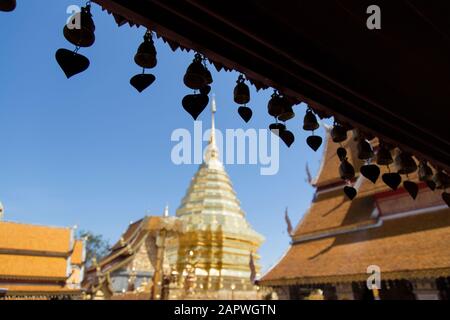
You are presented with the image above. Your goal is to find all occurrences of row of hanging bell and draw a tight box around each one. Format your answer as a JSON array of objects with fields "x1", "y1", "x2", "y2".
[
  {"x1": 130, "y1": 31, "x2": 157, "y2": 93},
  {"x1": 56, "y1": 3, "x2": 95, "y2": 78},
  {"x1": 182, "y1": 53, "x2": 212, "y2": 120},
  {"x1": 233, "y1": 75, "x2": 252, "y2": 122},
  {"x1": 303, "y1": 109, "x2": 322, "y2": 151},
  {"x1": 0, "y1": 0, "x2": 15, "y2": 11}
]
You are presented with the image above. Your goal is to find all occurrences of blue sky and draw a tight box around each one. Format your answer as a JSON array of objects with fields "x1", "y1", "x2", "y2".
[{"x1": 0, "y1": 1, "x2": 325, "y2": 272}]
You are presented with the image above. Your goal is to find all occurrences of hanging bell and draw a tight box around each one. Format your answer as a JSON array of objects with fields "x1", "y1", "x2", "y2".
[
  {"x1": 183, "y1": 54, "x2": 207, "y2": 90},
  {"x1": 233, "y1": 75, "x2": 250, "y2": 105},
  {"x1": 330, "y1": 124, "x2": 348, "y2": 143},
  {"x1": 267, "y1": 92, "x2": 283, "y2": 118},
  {"x1": 0, "y1": 0, "x2": 16, "y2": 11},
  {"x1": 357, "y1": 139, "x2": 374, "y2": 160},
  {"x1": 433, "y1": 170, "x2": 450, "y2": 190},
  {"x1": 376, "y1": 145, "x2": 393, "y2": 166},
  {"x1": 278, "y1": 96, "x2": 295, "y2": 122},
  {"x1": 134, "y1": 32, "x2": 157, "y2": 69},
  {"x1": 203, "y1": 67, "x2": 213, "y2": 85},
  {"x1": 302, "y1": 109, "x2": 319, "y2": 131},
  {"x1": 418, "y1": 161, "x2": 433, "y2": 182},
  {"x1": 394, "y1": 151, "x2": 417, "y2": 175},
  {"x1": 339, "y1": 159, "x2": 355, "y2": 181},
  {"x1": 63, "y1": 4, "x2": 96, "y2": 48}
]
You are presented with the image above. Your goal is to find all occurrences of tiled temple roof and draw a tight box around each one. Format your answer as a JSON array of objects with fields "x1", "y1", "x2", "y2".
[{"x1": 261, "y1": 134, "x2": 450, "y2": 285}]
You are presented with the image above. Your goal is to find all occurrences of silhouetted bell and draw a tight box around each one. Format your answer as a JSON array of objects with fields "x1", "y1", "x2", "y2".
[
  {"x1": 134, "y1": 32, "x2": 157, "y2": 69},
  {"x1": 278, "y1": 97, "x2": 295, "y2": 122},
  {"x1": 376, "y1": 146, "x2": 393, "y2": 166},
  {"x1": 394, "y1": 152, "x2": 417, "y2": 175},
  {"x1": 357, "y1": 139, "x2": 374, "y2": 160},
  {"x1": 339, "y1": 159, "x2": 355, "y2": 180},
  {"x1": 203, "y1": 68, "x2": 213, "y2": 85},
  {"x1": 182, "y1": 93, "x2": 209, "y2": 120},
  {"x1": 269, "y1": 123, "x2": 286, "y2": 137},
  {"x1": 267, "y1": 92, "x2": 283, "y2": 118},
  {"x1": 344, "y1": 186, "x2": 357, "y2": 200},
  {"x1": 63, "y1": 5, "x2": 96, "y2": 48},
  {"x1": 55, "y1": 48, "x2": 90, "y2": 79},
  {"x1": 337, "y1": 147, "x2": 347, "y2": 161},
  {"x1": 280, "y1": 129, "x2": 295, "y2": 148},
  {"x1": 183, "y1": 54, "x2": 207, "y2": 90},
  {"x1": 418, "y1": 161, "x2": 433, "y2": 182},
  {"x1": 238, "y1": 106, "x2": 252, "y2": 123},
  {"x1": 382, "y1": 172, "x2": 402, "y2": 191},
  {"x1": 433, "y1": 170, "x2": 450, "y2": 190},
  {"x1": 331, "y1": 124, "x2": 347, "y2": 143},
  {"x1": 234, "y1": 75, "x2": 250, "y2": 105},
  {"x1": 303, "y1": 109, "x2": 319, "y2": 131},
  {"x1": 0, "y1": 0, "x2": 15, "y2": 11}
]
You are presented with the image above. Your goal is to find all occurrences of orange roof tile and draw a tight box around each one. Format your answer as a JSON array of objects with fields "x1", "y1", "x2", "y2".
[
  {"x1": 71, "y1": 240, "x2": 85, "y2": 266},
  {"x1": 1, "y1": 284, "x2": 81, "y2": 296},
  {"x1": 0, "y1": 254, "x2": 68, "y2": 280},
  {"x1": 0, "y1": 222, "x2": 72, "y2": 254},
  {"x1": 262, "y1": 209, "x2": 450, "y2": 284}
]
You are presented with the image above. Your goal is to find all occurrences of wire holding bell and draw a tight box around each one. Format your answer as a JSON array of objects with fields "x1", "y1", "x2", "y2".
[
  {"x1": 55, "y1": 2, "x2": 95, "y2": 79},
  {"x1": 130, "y1": 30, "x2": 157, "y2": 93},
  {"x1": 234, "y1": 75, "x2": 252, "y2": 123}
]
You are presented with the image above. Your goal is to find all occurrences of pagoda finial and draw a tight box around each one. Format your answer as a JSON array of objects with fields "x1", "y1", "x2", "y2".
[
  {"x1": 211, "y1": 94, "x2": 217, "y2": 146},
  {"x1": 205, "y1": 94, "x2": 219, "y2": 161}
]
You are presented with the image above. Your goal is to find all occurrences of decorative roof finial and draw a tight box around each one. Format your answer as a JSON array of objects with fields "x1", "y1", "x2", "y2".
[{"x1": 205, "y1": 94, "x2": 219, "y2": 162}]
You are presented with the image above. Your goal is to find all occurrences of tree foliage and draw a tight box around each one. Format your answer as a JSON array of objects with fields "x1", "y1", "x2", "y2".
[{"x1": 76, "y1": 230, "x2": 110, "y2": 267}]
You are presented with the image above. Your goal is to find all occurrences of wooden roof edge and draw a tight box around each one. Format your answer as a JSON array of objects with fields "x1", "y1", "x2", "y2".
[
  {"x1": 260, "y1": 268, "x2": 450, "y2": 287},
  {"x1": 291, "y1": 219, "x2": 379, "y2": 244},
  {"x1": 0, "y1": 248, "x2": 72, "y2": 258},
  {"x1": 0, "y1": 274, "x2": 68, "y2": 282}
]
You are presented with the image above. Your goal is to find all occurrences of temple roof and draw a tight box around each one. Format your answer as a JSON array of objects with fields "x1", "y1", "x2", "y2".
[
  {"x1": 0, "y1": 221, "x2": 86, "y2": 297},
  {"x1": 0, "y1": 221, "x2": 72, "y2": 254},
  {"x1": 261, "y1": 208, "x2": 450, "y2": 285},
  {"x1": 261, "y1": 133, "x2": 450, "y2": 285}
]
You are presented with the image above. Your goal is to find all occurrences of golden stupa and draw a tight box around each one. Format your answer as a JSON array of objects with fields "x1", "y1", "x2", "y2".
[{"x1": 166, "y1": 96, "x2": 264, "y2": 300}]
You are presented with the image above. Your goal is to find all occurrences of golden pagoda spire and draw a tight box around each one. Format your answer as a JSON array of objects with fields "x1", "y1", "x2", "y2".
[{"x1": 205, "y1": 94, "x2": 219, "y2": 162}]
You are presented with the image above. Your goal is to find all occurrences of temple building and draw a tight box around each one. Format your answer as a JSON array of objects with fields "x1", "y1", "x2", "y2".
[
  {"x1": 84, "y1": 97, "x2": 264, "y2": 300},
  {"x1": 260, "y1": 132, "x2": 450, "y2": 300},
  {"x1": 0, "y1": 220, "x2": 86, "y2": 300},
  {"x1": 83, "y1": 210, "x2": 183, "y2": 300}
]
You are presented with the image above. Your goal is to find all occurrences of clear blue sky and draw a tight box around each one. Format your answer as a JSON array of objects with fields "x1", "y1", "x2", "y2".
[{"x1": 0, "y1": 1, "x2": 325, "y2": 273}]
